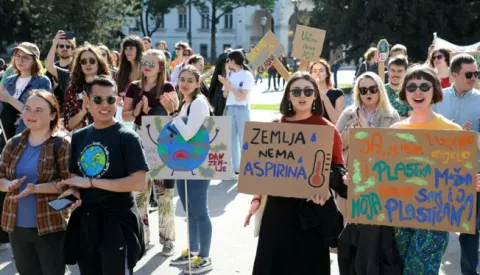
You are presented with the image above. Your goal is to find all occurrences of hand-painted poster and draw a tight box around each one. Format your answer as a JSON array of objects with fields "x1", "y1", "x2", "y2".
[
  {"x1": 238, "y1": 122, "x2": 334, "y2": 199},
  {"x1": 140, "y1": 116, "x2": 232, "y2": 180},
  {"x1": 348, "y1": 128, "x2": 477, "y2": 234}
]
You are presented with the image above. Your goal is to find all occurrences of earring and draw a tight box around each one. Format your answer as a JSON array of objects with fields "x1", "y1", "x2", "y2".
[
  {"x1": 288, "y1": 101, "x2": 292, "y2": 112},
  {"x1": 312, "y1": 102, "x2": 316, "y2": 112}
]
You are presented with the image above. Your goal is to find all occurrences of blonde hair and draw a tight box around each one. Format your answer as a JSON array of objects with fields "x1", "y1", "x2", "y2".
[
  {"x1": 353, "y1": 72, "x2": 394, "y2": 114},
  {"x1": 364, "y1": 47, "x2": 377, "y2": 61},
  {"x1": 140, "y1": 49, "x2": 167, "y2": 98}
]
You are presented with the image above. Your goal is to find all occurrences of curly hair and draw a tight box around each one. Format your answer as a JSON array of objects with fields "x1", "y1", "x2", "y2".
[{"x1": 70, "y1": 45, "x2": 111, "y2": 93}]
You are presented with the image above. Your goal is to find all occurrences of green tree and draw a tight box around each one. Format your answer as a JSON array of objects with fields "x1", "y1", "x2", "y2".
[
  {"x1": 0, "y1": 0, "x2": 33, "y2": 54},
  {"x1": 311, "y1": 0, "x2": 480, "y2": 63}
]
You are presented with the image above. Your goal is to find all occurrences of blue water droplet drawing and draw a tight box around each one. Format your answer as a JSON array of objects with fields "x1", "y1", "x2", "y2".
[
  {"x1": 243, "y1": 142, "x2": 249, "y2": 150},
  {"x1": 310, "y1": 133, "x2": 317, "y2": 142},
  {"x1": 298, "y1": 157, "x2": 303, "y2": 163}
]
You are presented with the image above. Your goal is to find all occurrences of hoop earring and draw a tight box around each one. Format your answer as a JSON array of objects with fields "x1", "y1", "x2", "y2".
[{"x1": 288, "y1": 101, "x2": 292, "y2": 112}]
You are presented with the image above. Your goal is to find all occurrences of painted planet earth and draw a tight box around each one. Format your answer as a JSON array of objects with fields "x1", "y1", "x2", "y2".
[
  {"x1": 79, "y1": 144, "x2": 107, "y2": 177},
  {"x1": 157, "y1": 118, "x2": 210, "y2": 171}
]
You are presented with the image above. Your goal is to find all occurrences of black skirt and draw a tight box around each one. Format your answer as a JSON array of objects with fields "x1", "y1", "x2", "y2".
[{"x1": 252, "y1": 196, "x2": 331, "y2": 275}]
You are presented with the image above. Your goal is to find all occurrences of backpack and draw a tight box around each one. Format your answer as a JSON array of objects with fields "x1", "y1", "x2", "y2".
[{"x1": 10, "y1": 133, "x2": 66, "y2": 166}]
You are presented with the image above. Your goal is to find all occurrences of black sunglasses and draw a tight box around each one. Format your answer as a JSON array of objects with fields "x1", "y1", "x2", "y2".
[
  {"x1": 291, "y1": 88, "x2": 314, "y2": 97},
  {"x1": 58, "y1": 44, "x2": 72, "y2": 50},
  {"x1": 406, "y1": 83, "x2": 432, "y2": 93},
  {"x1": 432, "y1": 55, "x2": 444, "y2": 60},
  {"x1": 93, "y1": 96, "x2": 116, "y2": 105},
  {"x1": 359, "y1": 86, "x2": 379, "y2": 95},
  {"x1": 465, "y1": 71, "x2": 480, "y2": 79},
  {"x1": 80, "y1": 58, "x2": 96, "y2": 65}
]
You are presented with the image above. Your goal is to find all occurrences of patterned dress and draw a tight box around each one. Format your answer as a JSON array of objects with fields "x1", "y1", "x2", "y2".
[{"x1": 386, "y1": 84, "x2": 412, "y2": 118}]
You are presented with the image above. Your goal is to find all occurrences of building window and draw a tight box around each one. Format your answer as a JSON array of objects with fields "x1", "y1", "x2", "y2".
[
  {"x1": 224, "y1": 13, "x2": 233, "y2": 29},
  {"x1": 201, "y1": 7, "x2": 209, "y2": 29},
  {"x1": 200, "y1": 44, "x2": 208, "y2": 59},
  {"x1": 178, "y1": 7, "x2": 187, "y2": 29}
]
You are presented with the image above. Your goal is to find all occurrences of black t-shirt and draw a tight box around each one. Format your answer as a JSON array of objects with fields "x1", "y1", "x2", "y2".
[
  {"x1": 46, "y1": 62, "x2": 70, "y2": 110},
  {"x1": 69, "y1": 122, "x2": 149, "y2": 204},
  {"x1": 323, "y1": 88, "x2": 344, "y2": 122}
]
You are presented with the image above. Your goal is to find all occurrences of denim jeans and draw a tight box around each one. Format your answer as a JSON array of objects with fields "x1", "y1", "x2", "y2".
[
  {"x1": 332, "y1": 64, "x2": 340, "y2": 88},
  {"x1": 176, "y1": 179, "x2": 212, "y2": 258},
  {"x1": 267, "y1": 69, "x2": 277, "y2": 90},
  {"x1": 459, "y1": 192, "x2": 480, "y2": 275},
  {"x1": 225, "y1": 105, "x2": 250, "y2": 173}
]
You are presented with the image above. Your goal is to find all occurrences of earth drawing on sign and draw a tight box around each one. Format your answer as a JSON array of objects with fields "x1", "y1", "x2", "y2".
[{"x1": 79, "y1": 143, "x2": 108, "y2": 177}]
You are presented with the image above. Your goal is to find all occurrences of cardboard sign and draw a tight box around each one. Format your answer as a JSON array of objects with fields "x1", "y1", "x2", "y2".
[
  {"x1": 246, "y1": 31, "x2": 285, "y2": 74},
  {"x1": 238, "y1": 122, "x2": 334, "y2": 198},
  {"x1": 140, "y1": 116, "x2": 232, "y2": 180},
  {"x1": 347, "y1": 128, "x2": 478, "y2": 234},
  {"x1": 377, "y1": 39, "x2": 389, "y2": 62},
  {"x1": 292, "y1": 25, "x2": 326, "y2": 62}
]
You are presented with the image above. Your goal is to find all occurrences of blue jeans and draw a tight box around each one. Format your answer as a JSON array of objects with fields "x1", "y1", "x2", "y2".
[
  {"x1": 176, "y1": 179, "x2": 212, "y2": 258},
  {"x1": 225, "y1": 105, "x2": 250, "y2": 173},
  {"x1": 267, "y1": 70, "x2": 277, "y2": 90},
  {"x1": 332, "y1": 64, "x2": 340, "y2": 88},
  {"x1": 459, "y1": 192, "x2": 480, "y2": 275}
]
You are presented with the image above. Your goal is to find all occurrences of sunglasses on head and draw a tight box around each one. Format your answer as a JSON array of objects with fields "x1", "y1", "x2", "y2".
[
  {"x1": 291, "y1": 88, "x2": 314, "y2": 97},
  {"x1": 92, "y1": 96, "x2": 116, "y2": 105},
  {"x1": 58, "y1": 44, "x2": 72, "y2": 50},
  {"x1": 140, "y1": 59, "x2": 156, "y2": 68},
  {"x1": 465, "y1": 71, "x2": 480, "y2": 79},
  {"x1": 406, "y1": 83, "x2": 432, "y2": 92},
  {"x1": 359, "y1": 86, "x2": 379, "y2": 95},
  {"x1": 80, "y1": 58, "x2": 96, "y2": 65},
  {"x1": 432, "y1": 55, "x2": 444, "y2": 60}
]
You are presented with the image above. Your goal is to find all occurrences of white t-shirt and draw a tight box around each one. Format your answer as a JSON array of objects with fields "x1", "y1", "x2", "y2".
[
  {"x1": 14, "y1": 76, "x2": 32, "y2": 99},
  {"x1": 225, "y1": 69, "x2": 254, "y2": 106},
  {"x1": 173, "y1": 96, "x2": 210, "y2": 141}
]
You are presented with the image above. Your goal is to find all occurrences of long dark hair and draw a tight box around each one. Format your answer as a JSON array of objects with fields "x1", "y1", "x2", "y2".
[
  {"x1": 70, "y1": 45, "x2": 110, "y2": 93},
  {"x1": 227, "y1": 50, "x2": 251, "y2": 72},
  {"x1": 280, "y1": 71, "x2": 324, "y2": 117},
  {"x1": 116, "y1": 36, "x2": 144, "y2": 93}
]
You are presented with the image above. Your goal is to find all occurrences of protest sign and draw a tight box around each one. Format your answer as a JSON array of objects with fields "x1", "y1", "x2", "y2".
[
  {"x1": 238, "y1": 122, "x2": 334, "y2": 198},
  {"x1": 140, "y1": 116, "x2": 232, "y2": 180},
  {"x1": 292, "y1": 25, "x2": 326, "y2": 63},
  {"x1": 347, "y1": 128, "x2": 477, "y2": 234},
  {"x1": 377, "y1": 39, "x2": 389, "y2": 83}
]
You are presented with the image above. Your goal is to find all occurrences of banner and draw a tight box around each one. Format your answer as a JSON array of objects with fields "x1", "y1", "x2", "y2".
[
  {"x1": 434, "y1": 33, "x2": 480, "y2": 53},
  {"x1": 347, "y1": 128, "x2": 477, "y2": 234},
  {"x1": 140, "y1": 116, "x2": 232, "y2": 180},
  {"x1": 291, "y1": 25, "x2": 326, "y2": 61},
  {"x1": 238, "y1": 122, "x2": 334, "y2": 198}
]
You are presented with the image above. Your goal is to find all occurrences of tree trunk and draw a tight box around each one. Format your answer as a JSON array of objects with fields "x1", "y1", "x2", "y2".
[{"x1": 210, "y1": 1, "x2": 217, "y2": 63}]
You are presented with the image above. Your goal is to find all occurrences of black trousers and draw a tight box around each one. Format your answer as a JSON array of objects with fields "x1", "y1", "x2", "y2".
[
  {"x1": 9, "y1": 227, "x2": 66, "y2": 275},
  {"x1": 0, "y1": 192, "x2": 9, "y2": 243}
]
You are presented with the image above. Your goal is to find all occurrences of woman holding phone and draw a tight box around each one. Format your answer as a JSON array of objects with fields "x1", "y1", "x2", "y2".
[{"x1": 0, "y1": 90, "x2": 71, "y2": 275}]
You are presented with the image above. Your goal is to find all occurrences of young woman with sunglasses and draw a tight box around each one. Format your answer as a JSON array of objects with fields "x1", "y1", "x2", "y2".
[
  {"x1": 217, "y1": 50, "x2": 254, "y2": 178},
  {"x1": 309, "y1": 59, "x2": 345, "y2": 124},
  {"x1": 168, "y1": 65, "x2": 214, "y2": 274},
  {"x1": 122, "y1": 49, "x2": 177, "y2": 251},
  {"x1": 244, "y1": 71, "x2": 347, "y2": 275},
  {"x1": 428, "y1": 48, "x2": 452, "y2": 88},
  {"x1": 63, "y1": 45, "x2": 110, "y2": 131}
]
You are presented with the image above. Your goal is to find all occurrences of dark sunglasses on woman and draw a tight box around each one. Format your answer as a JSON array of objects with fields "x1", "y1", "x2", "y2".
[
  {"x1": 432, "y1": 55, "x2": 444, "y2": 61},
  {"x1": 80, "y1": 58, "x2": 96, "y2": 65},
  {"x1": 92, "y1": 96, "x2": 116, "y2": 105},
  {"x1": 406, "y1": 83, "x2": 432, "y2": 92},
  {"x1": 359, "y1": 86, "x2": 379, "y2": 95},
  {"x1": 465, "y1": 71, "x2": 480, "y2": 79},
  {"x1": 291, "y1": 88, "x2": 314, "y2": 97}
]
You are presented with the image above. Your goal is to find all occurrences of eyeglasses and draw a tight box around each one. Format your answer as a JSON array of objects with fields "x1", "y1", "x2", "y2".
[
  {"x1": 359, "y1": 86, "x2": 379, "y2": 95},
  {"x1": 140, "y1": 59, "x2": 156, "y2": 68},
  {"x1": 432, "y1": 55, "x2": 444, "y2": 60},
  {"x1": 13, "y1": 54, "x2": 32, "y2": 63},
  {"x1": 80, "y1": 58, "x2": 96, "y2": 65},
  {"x1": 406, "y1": 83, "x2": 432, "y2": 92},
  {"x1": 92, "y1": 96, "x2": 116, "y2": 105},
  {"x1": 175, "y1": 47, "x2": 181, "y2": 51},
  {"x1": 465, "y1": 71, "x2": 480, "y2": 79},
  {"x1": 58, "y1": 44, "x2": 72, "y2": 50},
  {"x1": 291, "y1": 88, "x2": 314, "y2": 97}
]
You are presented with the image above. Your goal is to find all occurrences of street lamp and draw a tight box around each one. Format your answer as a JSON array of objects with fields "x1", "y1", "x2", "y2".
[{"x1": 260, "y1": 16, "x2": 267, "y2": 35}]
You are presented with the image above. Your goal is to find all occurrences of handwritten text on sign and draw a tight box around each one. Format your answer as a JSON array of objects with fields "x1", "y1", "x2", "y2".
[
  {"x1": 347, "y1": 128, "x2": 477, "y2": 234},
  {"x1": 238, "y1": 122, "x2": 334, "y2": 199},
  {"x1": 292, "y1": 25, "x2": 326, "y2": 61},
  {"x1": 246, "y1": 31, "x2": 284, "y2": 74}
]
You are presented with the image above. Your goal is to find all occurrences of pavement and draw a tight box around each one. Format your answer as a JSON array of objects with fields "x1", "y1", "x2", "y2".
[{"x1": 0, "y1": 68, "x2": 472, "y2": 275}]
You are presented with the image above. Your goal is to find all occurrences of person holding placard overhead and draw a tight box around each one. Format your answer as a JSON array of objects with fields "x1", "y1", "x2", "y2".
[
  {"x1": 244, "y1": 71, "x2": 347, "y2": 275},
  {"x1": 168, "y1": 65, "x2": 214, "y2": 274},
  {"x1": 217, "y1": 50, "x2": 254, "y2": 179}
]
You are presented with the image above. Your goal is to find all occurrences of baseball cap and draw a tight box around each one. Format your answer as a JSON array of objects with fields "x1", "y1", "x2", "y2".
[{"x1": 14, "y1": 42, "x2": 40, "y2": 59}]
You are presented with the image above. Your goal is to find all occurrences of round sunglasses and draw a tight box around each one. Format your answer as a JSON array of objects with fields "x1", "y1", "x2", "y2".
[
  {"x1": 290, "y1": 88, "x2": 314, "y2": 97},
  {"x1": 359, "y1": 86, "x2": 379, "y2": 95},
  {"x1": 140, "y1": 59, "x2": 156, "y2": 68},
  {"x1": 80, "y1": 58, "x2": 96, "y2": 65},
  {"x1": 92, "y1": 96, "x2": 116, "y2": 105},
  {"x1": 406, "y1": 83, "x2": 432, "y2": 93}
]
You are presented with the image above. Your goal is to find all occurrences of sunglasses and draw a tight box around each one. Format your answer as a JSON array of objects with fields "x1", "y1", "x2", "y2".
[
  {"x1": 359, "y1": 86, "x2": 379, "y2": 95},
  {"x1": 465, "y1": 71, "x2": 480, "y2": 79},
  {"x1": 175, "y1": 47, "x2": 181, "y2": 50},
  {"x1": 80, "y1": 58, "x2": 96, "y2": 65},
  {"x1": 432, "y1": 55, "x2": 444, "y2": 60},
  {"x1": 58, "y1": 44, "x2": 72, "y2": 50},
  {"x1": 140, "y1": 59, "x2": 156, "y2": 68},
  {"x1": 93, "y1": 96, "x2": 116, "y2": 105},
  {"x1": 406, "y1": 83, "x2": 432, "y2": 92},
  {"x1": 291, "y1": 88, "x2": 314, "y2": 97}
]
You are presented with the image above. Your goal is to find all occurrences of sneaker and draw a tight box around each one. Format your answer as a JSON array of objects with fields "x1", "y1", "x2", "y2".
[
  {"x1": 161, "y1": 240, "x2": 175, "y2": 257},
  {"x1": 0, "y1": 243, "x2": 10, "y2": 251},
  {"x1": 170, "y1": 250, "x2": 193, "y2": 266},
  {"x1": 185, "y1": 257, "x2": 213, "y2": 274},
  {"x1": 231, "y1": 172, "x2": 239, "y2": 180}
]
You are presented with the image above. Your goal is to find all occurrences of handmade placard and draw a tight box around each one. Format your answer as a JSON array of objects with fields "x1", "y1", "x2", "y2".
[
  {"x1": 246, "y1": 31, "x2": 285, "y2": 74},
  {"x1": 238, "y1": 122, "x2": 334, "y2": 198},
  {"x1": 292, "y1": 25, "x2": 326, "y2": 61},
  {"x1": 348, "y1": 128, "x2": 478, "y2": 234},
  {"x1": 140, "y1": 116, "x2": 232, "y2": 180}
]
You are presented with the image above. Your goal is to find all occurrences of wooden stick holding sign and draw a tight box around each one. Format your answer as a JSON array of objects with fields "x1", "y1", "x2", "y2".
[
  {"x1": 247, "y1": 31, "x2": 290, "y2": 81},
  {"x1": 377, "y1": 39, "x2": 389, "y2": 84},
  {"x1": 292, "y1": 25, "x2": 326, "y2": 72}
]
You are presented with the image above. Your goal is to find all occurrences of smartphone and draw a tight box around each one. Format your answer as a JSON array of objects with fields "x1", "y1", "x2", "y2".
[
  {"x1": 64, "y1": 31, "x2": 75, "y2": 40},
  {"x1": 48, "y1": 195, "x2": 78, "y2": 211}
]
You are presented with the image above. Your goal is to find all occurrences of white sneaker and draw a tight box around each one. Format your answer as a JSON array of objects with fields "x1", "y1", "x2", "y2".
[
  {"x1": 0, "y1": 243, "x2": 10, "y2": 251},
  {"x1": 231, "y1": 172, "x2": 239, "y2": 180}
]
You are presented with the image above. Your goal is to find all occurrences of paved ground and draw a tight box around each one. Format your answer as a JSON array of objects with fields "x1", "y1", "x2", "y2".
[{"x1": 0, "y1": 69, "x2": 473, "y2": 274}]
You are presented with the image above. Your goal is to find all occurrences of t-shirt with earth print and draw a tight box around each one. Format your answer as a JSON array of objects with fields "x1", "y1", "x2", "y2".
[
  {"x1": 69, "y1": 122, "x2": 149, "y2": 204},
  {"x1": 385, "y1": 83, "x2": 412, "y2": 117}
]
